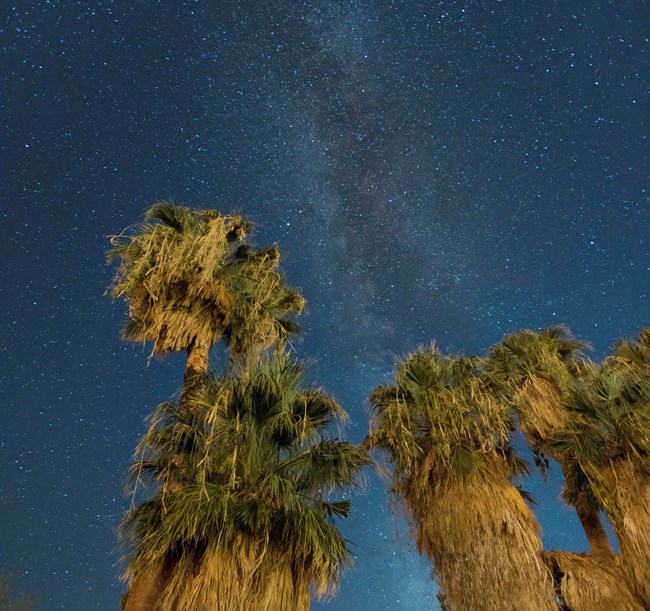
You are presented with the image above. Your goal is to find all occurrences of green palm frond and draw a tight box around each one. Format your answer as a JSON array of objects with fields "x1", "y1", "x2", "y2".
[
  {"x1": 314, "y1": 500, "x2": 351, "y2": 521},
  {"x1": 368, "y1": 344, "x2": 516, "y2": 490},
  {"x1": 121, "y1": 353, "x2": 370, "y2": 607},
  {"x1": 499, "y1": 442, "x2": 532, "y2": 479},
  {"x1": 145, "y1": 201, "x2": 189, "y2": 233},
  {"x1": 485, "y1": 326, "x2": 589, "y2": 397},
  {"x1": 120, "y1": 317, "x2": 147, "y2": 344},
  {"x1": 555, "y1": 360, "x2": 650, "y2": 473}
]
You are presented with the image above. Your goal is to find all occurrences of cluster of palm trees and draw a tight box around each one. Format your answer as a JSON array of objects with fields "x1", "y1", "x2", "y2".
[
  {"x1": 369, "y1": 328, "x2": 649, "y2": 610},
  {"x1": 109, "y1": 203, "x2": 648, "y2": 610}
]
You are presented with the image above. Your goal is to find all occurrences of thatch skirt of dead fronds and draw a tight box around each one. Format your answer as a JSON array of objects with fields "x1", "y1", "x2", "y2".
[
  {"x1": 515, "y1": 375, "x2": 566, "y2": 447},
  {"x1": 410, "y1": 476, "x2": 556, "y2": 611},
  {"x1": 603, "y1": 461, "x2": 650, "y2": 607},
  {"x1": 153, "y1": 539, "x2": 311, "y2": 611},
  {"x1": 544, "y1": 550, "x2": 643, "y2": 611}
]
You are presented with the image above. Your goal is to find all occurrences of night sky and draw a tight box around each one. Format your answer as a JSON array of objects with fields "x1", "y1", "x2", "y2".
[{"x1": 1, "y1": 1, "x2": 648, "y2": 609}]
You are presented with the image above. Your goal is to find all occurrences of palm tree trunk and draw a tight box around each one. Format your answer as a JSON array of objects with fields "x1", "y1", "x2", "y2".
[
  {"x1": 573, "y1": 505, "x2": 614, "y2": 561},
  {"x1": 603, "y1": 461, "x2": 650, "y2": 607},
  {"x1": 437, "y1": 591, "x2": 452, "y2": 611},
  {"x1": 124, "y1": 344, "x2": 208, "y2": 610},
  {"x1": 180, "y1": 340, "x2": 209, "y2": 407},
  {"x1": 415, "y1": 476, "x2": 556, "y2": 611},
  {"x1": 555, "y1": 459, "x2": 615, "y2": 560},
  {"x1": 122, "y1": 560, "x2": 172, "y2": 611},
  {"x1": 544, "y1": 550, "x2": 643, "y2": 611}
]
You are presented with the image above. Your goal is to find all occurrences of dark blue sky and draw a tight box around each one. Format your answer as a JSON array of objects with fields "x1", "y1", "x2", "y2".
[{"x1": 1, "y1": 1, "x2": 647, "y2": 609}]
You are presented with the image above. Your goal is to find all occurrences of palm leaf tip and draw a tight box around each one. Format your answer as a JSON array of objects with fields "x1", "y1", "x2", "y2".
[
  {"x1": 145, "y1": 201, "x2": 185, "y2": 231},
  {"x1": 640, "y1": 328, "x2": 650, "y2": 347},
  {"x1": 317, "y1": 500, "x2": 351, "y2": 521}
]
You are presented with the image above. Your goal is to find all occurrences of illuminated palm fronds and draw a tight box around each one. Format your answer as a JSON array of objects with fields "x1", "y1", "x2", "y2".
[
  {"x1": 610, "y1": 327, "x2": 650, "y2": 371},
  {"x1": 484, "y1": 325, "x2": 588, "y2": 446},
  {"x1": 121, "y1": 352, "x2": 370, "y2": 611},
  {"x1": 483, "y1": 326, "x2": 616, "y2": 560},
  {"x1": 108, "y1": 202, "x2": 304, "y2": 358}
]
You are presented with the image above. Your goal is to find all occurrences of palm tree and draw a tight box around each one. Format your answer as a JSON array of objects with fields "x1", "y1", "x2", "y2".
[
  {"x1": 107, "y1": 202, "x2": 304, "y2": 403},
  {"x1": 367, "y1": 345, "x2": 555, "y2": 610},
  {"x1": 484, "y1": 326, "x2": 615, "y2": 561},
  {"x1": 121, "y1": 352, "x2": 370, "y2": 611},
  {"x1": 551, "y1": 358, "x2": 650, "y2": 607},
  {"x1": 109, "y1": 203, "x2": 305, "y2": 609}
]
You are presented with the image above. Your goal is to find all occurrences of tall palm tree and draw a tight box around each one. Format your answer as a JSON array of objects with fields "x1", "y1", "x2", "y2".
[
  {"x1": 551, "y1": 358, "x2": 650, "y2": 607},
  {"x1": 107, "y1": 202, "x2": 304, "y2": 403},
  {"x1": 484, "y1": 326, "x2": 615, "y2": 561},
  {"x1": 367, "y1": 345, "x2": 555, "y2": 610},
  {"x1": 121, "y1": 352, "x2": 370, "y2": 611}
]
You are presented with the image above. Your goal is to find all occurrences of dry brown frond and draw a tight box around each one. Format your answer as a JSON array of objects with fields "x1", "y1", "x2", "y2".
[
  {"x1": 153, "y1": 539, "x2": 310, "y2": 611},
  {"x1": 111, "y1": 213, "x2": 237, "y2": 354},
  {"x1": 544, "y1": 550, "x2": 643, "y2": 611},
  {"x1": 515, "y1": 375, "x2": 565, "y2": 447},
  {"x1": 408, "y1": 461, "x2": 555, "y2": 611},
  {"x1": 602, "y1": 460, "x2": 650, "y2": 606}
]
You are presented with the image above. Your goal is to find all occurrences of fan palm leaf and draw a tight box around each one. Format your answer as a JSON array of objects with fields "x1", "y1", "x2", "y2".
[
  {"x1": 121, "y1": 352, "x2": 370, "y2": 611},
  {"x1": 610, "y1": 327, "x2": 650, "y2": 373}
]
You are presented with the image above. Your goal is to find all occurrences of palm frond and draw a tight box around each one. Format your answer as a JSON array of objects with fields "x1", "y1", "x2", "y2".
[
  {"x1": 145, "y1": 201, "x2": 187, "y2": 232},
  {"x1": 610, "y1": 328, "x2": 650, "y2": 369},
  {"x1": 121, "y1": 353, "x2": 368, "y2": 609},
  {"x1": 107, "y1": 202, "x2": 302, "y2": 357}
]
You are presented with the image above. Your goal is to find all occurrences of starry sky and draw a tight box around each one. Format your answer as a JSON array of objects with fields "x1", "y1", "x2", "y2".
[{"x1": 1, "y1": 1, "x2": 647, "y2": 609}]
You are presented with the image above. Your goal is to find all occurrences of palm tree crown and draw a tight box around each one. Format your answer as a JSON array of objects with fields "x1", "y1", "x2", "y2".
[
  {"x1": 551, "y1": 359, "x2": 650, "y2": 509},
  {"x1": 369, "y1": 347, "x2": 518, "y2": 493},
  {"x1": 484, "y1": 325, "x2": 589, "y2": 447},
  {"x1": 481, "y1": 326, "x2": 621, "y2": 562},
  {"x1": 610, "y1": 327, "x2": 650, "y2": 371},
  {"x1": 107, "y1": 202, "x2": 304, "y2": 357},
  {"x1": 122, "y1": 352, "x2": 370, "y2": 610}
]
